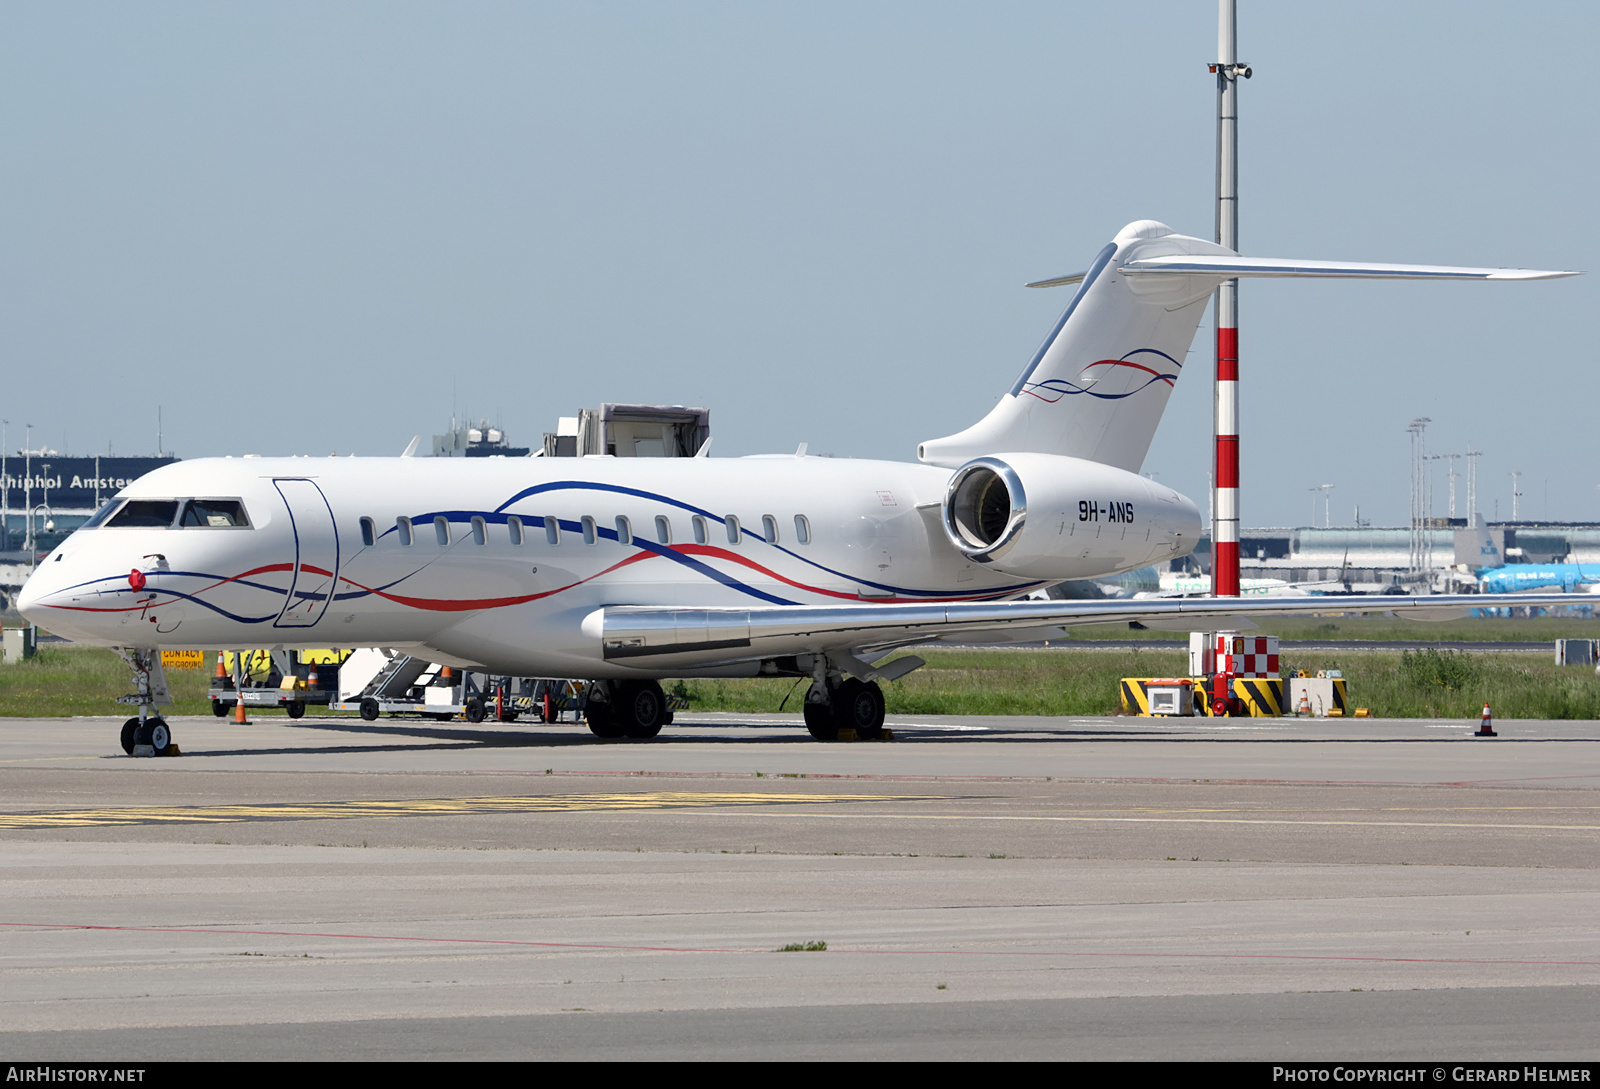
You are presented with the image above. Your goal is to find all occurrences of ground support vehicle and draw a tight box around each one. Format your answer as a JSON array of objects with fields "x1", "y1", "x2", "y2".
[{"x1": 208, "y1": 649, "x2": 344, "y2": 719}]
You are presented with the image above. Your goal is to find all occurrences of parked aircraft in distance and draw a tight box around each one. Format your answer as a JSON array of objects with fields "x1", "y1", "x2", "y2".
[
  {"x1": 1148, "y1": 573, "x2": 1317, "y2": 598},
  {"x1": 1477, "y1": 564, "x2": 1600, "y2": 595},
  {"x1": 16, "y1": 220, "x2": 1579, "y2": 753}
]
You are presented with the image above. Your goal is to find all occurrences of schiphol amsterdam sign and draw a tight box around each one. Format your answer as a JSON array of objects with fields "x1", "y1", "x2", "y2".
[{"x1": 0, "y1": 456, "x2": 179, "y2": 509}]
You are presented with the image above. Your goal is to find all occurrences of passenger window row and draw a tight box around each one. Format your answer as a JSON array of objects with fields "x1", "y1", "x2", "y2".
[{"x1": 367, "y1": 513, "x2": 813, "y2": 548}]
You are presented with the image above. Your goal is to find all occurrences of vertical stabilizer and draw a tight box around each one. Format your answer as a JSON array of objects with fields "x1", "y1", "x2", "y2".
[{"x1": 919, "y1": 221, "x2": 1228, "y2": 471}]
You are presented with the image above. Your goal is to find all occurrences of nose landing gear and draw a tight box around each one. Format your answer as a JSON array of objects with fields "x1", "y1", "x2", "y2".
[{"x1": 113, "y1": 647, "x2": 177, "y2": 757}]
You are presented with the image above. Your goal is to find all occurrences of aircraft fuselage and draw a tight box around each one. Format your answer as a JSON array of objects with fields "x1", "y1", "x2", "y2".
[{"x1": 20, "y1": 453, "x2": 1198, "y2": 678}]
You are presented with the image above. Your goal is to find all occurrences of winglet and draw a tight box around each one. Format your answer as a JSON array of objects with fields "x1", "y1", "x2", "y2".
[{"x1": 400, "y1": 436, "x2": 420, "y2": 458}]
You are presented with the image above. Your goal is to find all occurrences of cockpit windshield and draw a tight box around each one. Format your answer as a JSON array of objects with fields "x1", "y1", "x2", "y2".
[
  {"x1": 106, "y1": 500, "x2": 180, "y2": 528},
  {"x1": 179, "y1": 499, "x2": 250, "y2": 528},
  {"x1": 81, "y1": 499, "x2": 124, "y2": 529},
  {"x1": 93, "y1": 498, "x2": 252, "y2": 529}
]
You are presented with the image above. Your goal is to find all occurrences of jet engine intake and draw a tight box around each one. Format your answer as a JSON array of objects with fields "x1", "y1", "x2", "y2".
[{"x1": 940, "y1": 452, "x2": 1200, "y2": 581}]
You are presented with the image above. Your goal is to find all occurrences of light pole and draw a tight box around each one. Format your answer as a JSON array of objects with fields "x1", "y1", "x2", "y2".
[
  {"x1": 22, "y1": 425, "x2": 33, "y2": 557},
  {"x1": 1309, "y1": 484, "x2": 1334, "y2": 527},
  {"x1": 1209, "y1": 0, "x2": 1250, "y2": 599},
  {"x1": 1407, "y1": 418, "x2": 1431, "y2": 573},
  {"x1": 1, "y1": 419, "x2": 8, "y2": 551}
]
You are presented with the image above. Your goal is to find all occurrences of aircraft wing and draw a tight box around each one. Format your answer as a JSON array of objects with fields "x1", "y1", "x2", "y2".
[{"x1": 590, "y1": 593, "x2": 1574, "y2": 673}]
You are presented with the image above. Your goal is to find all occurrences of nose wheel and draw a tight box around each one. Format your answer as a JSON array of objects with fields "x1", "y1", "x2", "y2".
[{"x1": 121, "y1": 716, "x2": 175, "y2": 757}]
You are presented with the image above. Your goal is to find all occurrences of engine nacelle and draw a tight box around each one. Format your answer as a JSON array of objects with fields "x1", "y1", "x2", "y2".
[{"x1": 941, "y1": 452, "x2": 1201, "y2": 581}]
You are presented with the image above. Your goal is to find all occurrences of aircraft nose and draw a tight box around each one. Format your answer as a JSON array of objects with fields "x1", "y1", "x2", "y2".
[
  {"x1": 16, "y1": 550, "x2": 94, "y2": 626},
  {"x1": 16, "y1": 567, "x2": 51, "y2": 626}
]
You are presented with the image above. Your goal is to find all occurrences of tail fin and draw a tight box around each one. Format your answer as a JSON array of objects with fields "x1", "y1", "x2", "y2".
[{"x1": 918, "y1": 220, "x2": 1577, "y2": 472}]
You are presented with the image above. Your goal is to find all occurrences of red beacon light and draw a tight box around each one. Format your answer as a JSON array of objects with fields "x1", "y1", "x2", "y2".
[{"x1": 128, "y1": 569, "x2": 146, "y2": 591}]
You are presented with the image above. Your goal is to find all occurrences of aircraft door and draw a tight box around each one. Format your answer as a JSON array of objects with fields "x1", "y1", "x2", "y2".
[{"x1": 273, "y1": 478, "x2": 341, "y2": 629}]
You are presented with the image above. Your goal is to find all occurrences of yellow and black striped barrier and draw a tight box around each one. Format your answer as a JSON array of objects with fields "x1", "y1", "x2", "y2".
[
  {"x1": 1231, "y1": 676, "x2": 1284, "y2": 717},
  {"x1": 1119, "y1": 678, "x2": 1198, "y2": 716},
  {"x1": 1122, "y1": 676, "x2": 1284, "y2": 717}
]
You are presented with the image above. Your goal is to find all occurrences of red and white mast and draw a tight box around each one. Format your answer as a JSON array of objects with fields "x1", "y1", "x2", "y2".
[{"x1": 1210, "y1": 0, "x2": 1248, "y2": 598}]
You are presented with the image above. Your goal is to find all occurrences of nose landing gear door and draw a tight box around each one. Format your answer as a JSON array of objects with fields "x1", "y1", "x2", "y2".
[{"x1": 273, "y1": 478, "x2": 340, "y2": 629}]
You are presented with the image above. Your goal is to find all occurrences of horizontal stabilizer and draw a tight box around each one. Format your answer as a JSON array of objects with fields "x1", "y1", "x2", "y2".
[
  {"x1": 1025, "y1": 256, "x2": 1579, "y2": 288},
  {"x1": 1024, "y1": 270, "x2": 1088, "y2": 289},
  {"x1": 1117, "y1": 255, "x2": 1579, "y2": 281}
]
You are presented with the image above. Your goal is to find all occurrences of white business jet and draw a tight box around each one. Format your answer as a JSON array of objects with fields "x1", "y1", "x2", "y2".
[{"x1": 16, "y1": 220, "x2": 1577, "y2": 753}]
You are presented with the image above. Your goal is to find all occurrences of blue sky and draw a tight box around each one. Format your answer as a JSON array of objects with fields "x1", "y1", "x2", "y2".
[{"x1": 2, "y1": 1, "x2": 1592, "y2": 525}]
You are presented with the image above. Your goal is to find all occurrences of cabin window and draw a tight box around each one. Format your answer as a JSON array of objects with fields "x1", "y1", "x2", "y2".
[
  {"x1": 544, "y1": 516, "x2": 560, "y2": 545},
  {"x1": 762, "y1": 515, "x2": 779, "y2": 543},
  {"x1": 508, "y1": 516, "x2": 524, "y2": 545},
  {"x1": 359, "y1": 517, "x2": 376, "y2": 547},
  {"x1": 725, "y1": 515, "x2": 740, "y2": 545},
  {"x1": 655, "y1": 516, "x2": 672, "y2": 545},
  {"x1": 615, "y1": 516, "x2": 632, "y2": 546},
  {"x1": 794, "y1": 514, "x2": 811, "y2": 545},
  {"x1": 582, "y1": 516, "x2": 597, "y2": 545},
  {"x1": 470, "y1": 516, "x2": 486, "y2": 546},
  {"x1": 691, "y1": 516, "x2": 708, "y2": 545},
  {"x1": 106, "y1": 500, "x2": 179, "y2": 529},
  {"x1": 434, "y1": 517, "x2": 450, "y2": 546},
  {"x1": 179, "y1": 499, "x2": 250, "y2": 528},
  {"x1": 397, "y1": 517, "x2": 414, "y2": 546}
]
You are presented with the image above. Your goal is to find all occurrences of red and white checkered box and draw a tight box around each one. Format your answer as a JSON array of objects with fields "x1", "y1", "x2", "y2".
[{"x1": 1214, "y1": 635, "x2": 1279, "y2": 678}]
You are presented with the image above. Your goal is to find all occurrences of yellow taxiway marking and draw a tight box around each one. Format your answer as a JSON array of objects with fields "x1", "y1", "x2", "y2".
[
  {"x1": 703, "y1": 812, "x2": 1600, "y2": 831},
  {"x1": 0, "y1": 791, "x2": 924, "y2": 830},
  {"x1": 1108, "y1": 806, "x2": 1600, "y2": 814}
]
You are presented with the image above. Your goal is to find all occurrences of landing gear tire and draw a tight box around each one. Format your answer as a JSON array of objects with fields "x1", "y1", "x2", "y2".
[
  {"x1": 803, "y1": 701, "x2": 837, "y2": 741},
  {"x1": 614, "y1": 680, "x2": 666, "y2": 739},
  {"x1": 586, "y1": 705, "x2": 626, "y2": 739},
  {"x1": 285, "y1": 700, "x2": 306, "y2": 720},
  {"x1": 210, "y1": 699, "x2": 228, "y2": 718},
  {"x1": 833, "y1": 679, "x2": 885, "y2": 740},
  {"x1": 465, "y1": 698, "x2": 487, "y2": 724},
  {"x1": 132, "y1": 718, "x2": 173, "y2": 756},
  {"x1": 584, "y1": 683, "x2": 629, "y2": 739},
  {"x1": 359, "y1": 698, "x2": 380, "y2": 722}
]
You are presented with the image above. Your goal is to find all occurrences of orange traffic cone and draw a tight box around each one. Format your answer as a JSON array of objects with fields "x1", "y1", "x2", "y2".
[
  {"x1": 233, "y1": 654, "x2": 249, "y2": 724},
  {"x1": 1475, "y1": 703, "x2": 1496, "y2": 738},
  {"x1": 307, "y1": 662, "x2": 319, "y2": 690},
  {"x1": 214, "y1": 654, "x2": 227, "y2": 681},
  {"x1": 1297, "y1": 691, "x2": 1312, "y2": 717}
]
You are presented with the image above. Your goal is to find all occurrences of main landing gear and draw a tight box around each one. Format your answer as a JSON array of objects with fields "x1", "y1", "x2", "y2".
[
  {"x1": 585, "y1": 680, "x2": 672, "y2": 740},
  {"x1": 803, "y1": 676, "x2": 886, "y2": 741},
  {"x1": 113, "y1": 647, "x2": 177, "y2": 757}
]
